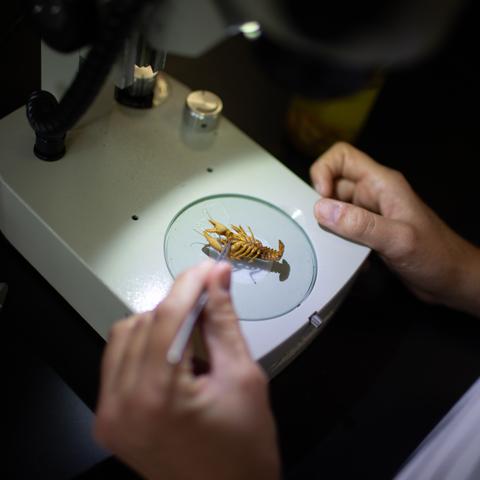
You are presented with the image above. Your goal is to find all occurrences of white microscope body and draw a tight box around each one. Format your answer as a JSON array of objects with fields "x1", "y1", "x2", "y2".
[{"x1": 0, "y1": 1, "x2": 369, "y2": 377}]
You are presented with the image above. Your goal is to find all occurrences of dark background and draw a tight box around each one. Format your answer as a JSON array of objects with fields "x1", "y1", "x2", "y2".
[{"x1": 1, "y1": 1, "x2": 480, "y2": 478}]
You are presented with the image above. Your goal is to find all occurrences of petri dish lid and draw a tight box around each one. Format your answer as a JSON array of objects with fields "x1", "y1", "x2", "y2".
[{"x1": 164, "y1": 194, "x2": 316, "y2": 320}]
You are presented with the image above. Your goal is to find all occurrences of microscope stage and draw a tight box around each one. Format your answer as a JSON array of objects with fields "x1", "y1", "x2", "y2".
[
  {"x1": 165, "y1": 193, "x2": 317, "y2": 321},
  {"x1": 0, "y1": 76, "x2": 368, "y2": 376}
]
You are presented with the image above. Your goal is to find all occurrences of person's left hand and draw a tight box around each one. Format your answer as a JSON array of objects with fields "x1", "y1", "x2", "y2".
[{"x1": 94, "y1": 260, "x2": 280, "y2": 480}]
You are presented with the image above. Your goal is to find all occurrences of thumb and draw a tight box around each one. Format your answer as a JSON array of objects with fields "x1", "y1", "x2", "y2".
[
  {"x1": 314, "y1": 198, "x2": 410, "y2": 257},
  {"x1": 202, "y1": 262, "x2": 252, "y2": 375}
]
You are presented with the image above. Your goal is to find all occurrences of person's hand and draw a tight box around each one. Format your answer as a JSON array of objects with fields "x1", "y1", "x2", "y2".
[
  {"x1": 94, "y1": 261, "x2": 280, "y2": 480},
  {"x1": 310, "y1": 142, "x2": 480, "y2": 317}
]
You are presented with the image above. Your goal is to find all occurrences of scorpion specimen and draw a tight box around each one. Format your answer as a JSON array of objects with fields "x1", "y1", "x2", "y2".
[{"x1": 202, "y1": 219, "x2": 285, "y2": 262}]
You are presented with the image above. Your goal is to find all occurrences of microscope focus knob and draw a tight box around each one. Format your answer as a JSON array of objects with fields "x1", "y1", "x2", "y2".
[{"x1": 183, "y1": 90, "x2": 223, "y2": 132}]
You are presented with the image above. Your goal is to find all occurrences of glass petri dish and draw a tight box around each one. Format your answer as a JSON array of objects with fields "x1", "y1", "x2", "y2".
[{"x1": 164, "y1": 194, "x2": 316, "y2": 320}]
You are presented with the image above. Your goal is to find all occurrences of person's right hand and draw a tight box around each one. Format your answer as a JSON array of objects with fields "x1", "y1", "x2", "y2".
[
  {"x1": 310, "y1": 142, "x2": 480, "y2": 317},
  {"x1": 94, "y1": 261, "x2": 280, "y2": 480}
]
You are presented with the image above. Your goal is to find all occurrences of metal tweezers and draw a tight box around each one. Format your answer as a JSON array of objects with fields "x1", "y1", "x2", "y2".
[{"x1": 166, "y1": 241, "x2": 231, "y2": 365}]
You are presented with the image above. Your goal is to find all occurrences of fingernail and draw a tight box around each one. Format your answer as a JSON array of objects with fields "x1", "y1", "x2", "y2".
[{"x1": 315, "y1": 200, "x2": 341, "y2": 224}]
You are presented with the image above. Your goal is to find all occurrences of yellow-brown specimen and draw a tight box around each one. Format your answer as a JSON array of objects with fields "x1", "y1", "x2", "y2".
[{"x1": 202, "y1": 219, "x2": 284, "y2": 262}]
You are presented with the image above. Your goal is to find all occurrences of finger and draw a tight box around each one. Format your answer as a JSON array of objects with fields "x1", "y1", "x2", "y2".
[
  {"x1": 177, "y1": 340, "x2": 195, "y2": 377},
  {"x1": 202, "y1": 262, "x2": 252, "y2": 376},
  {"x1": 99, "y1": 315, "x2": 140, "y2": 396},
  {"x1": 314, "y1": 198, "x2": 413, "y2": 258},
  {"x1": 143, "y1": 261, "x2": 215, "y2": 377},
  {"x1": 172, "y1": 340, "x2": 204, "y2": 396},
  {"x1": 334, "y1": 177, "x2": 383, "y2": 214},
  {"x1": 334, "y1": 178, "x2": 355, "y2": 202},
  {"x1": 116, "y1": 312, "x2": 154, "y2": 394},
  {"x1": 310, "y1": 142, "x2": 384, "y2": 197}
]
